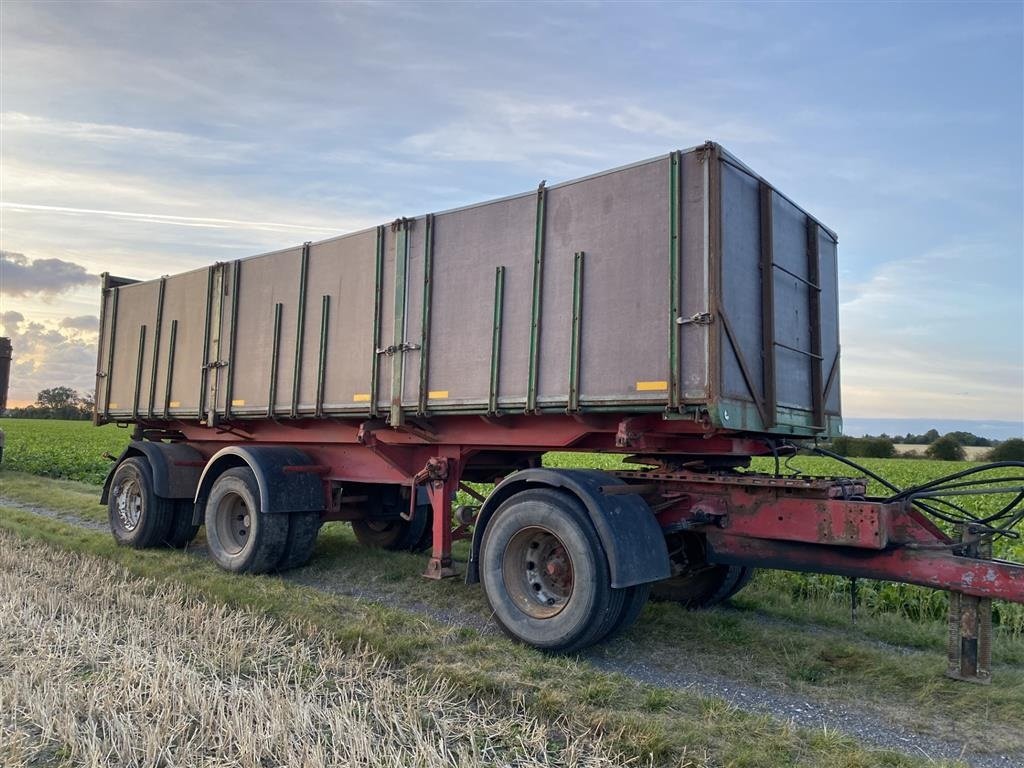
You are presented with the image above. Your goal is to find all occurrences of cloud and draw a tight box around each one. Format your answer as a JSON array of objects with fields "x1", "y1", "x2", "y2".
[
  {"x1": 59, "y1": 315, "x2": 100, "y2": 332},
  {"x1": 0, "y1": 311, "x2": 98, "y2": 403},
  {"x1": 0, "y1": 251, "x2": 97, "y2": 297}
]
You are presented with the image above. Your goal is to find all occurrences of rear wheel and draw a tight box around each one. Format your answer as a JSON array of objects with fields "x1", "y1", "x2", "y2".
[
  {"x1": 277, "y1": 511, "x2": 322, "y2": 570},
  {"x1": 480, "y1": 489, "x2": 625, "y2": 653},
  {"x1": 352, "y1": 503, "x2": 431, "y2": 552},
  {"x1": 204, "y1": 467, "x2": 288, "y2": 573},
  {"x1": 108, "y1": 457, "x2": 173, "y2": 549},
  {"x1": 164, "y1": 500, "x2": 200, "y2": 549},
  {"x1": 652, "y1": 532, "x2": 754, "y2": 607}
]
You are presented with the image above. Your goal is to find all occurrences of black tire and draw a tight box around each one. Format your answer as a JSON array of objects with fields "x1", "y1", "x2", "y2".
[
  {"x1": 204, "y1": 467, "x2": 288, "y2": 574},
  {"x1": 600, "y1": 582, "x2": 652, "y2": 644},
  {"x1": 108, "y1": 457, "x2": 173, "y2": 548},
  {"x1": 164, "y1": 500, "x2": 200, "y2": 549},
  {"x1": 277, "y1": 512, "x2": 322, "y2": 571},
  {"x1": 352, "y1": 503, "x2": 431, "y2": 552},
  {"x1": 480, "y1": 488, "x2": 621, "y2": 653},
  {"x1": 651, "y1": 532, "x2": 752, "y2": 608}
]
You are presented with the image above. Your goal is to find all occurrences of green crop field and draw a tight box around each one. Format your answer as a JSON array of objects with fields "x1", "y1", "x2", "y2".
[{"x1": 2, "y1": 417, "x2": 1022, "y2": 632}]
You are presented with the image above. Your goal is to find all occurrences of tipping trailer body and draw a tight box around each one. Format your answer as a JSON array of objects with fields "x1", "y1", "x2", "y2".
[
  {"x1": 95, "y1": 142, "x2": 841, "y2": 437},
  {"x1": 94, "y1": 143, "x2": 1022, "y2": 681}
]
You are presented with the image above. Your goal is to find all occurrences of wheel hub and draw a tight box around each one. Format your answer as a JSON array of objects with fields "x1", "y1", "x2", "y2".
[
  {"x1": 214, "y1": 493, "x2": 251, "y2": 555},
  {"x1": 503, "y1": 526, "x2": 574, "y2": 619},
  {"x1": 114, "y1": 479, "x2": 143, "y2": 532}
]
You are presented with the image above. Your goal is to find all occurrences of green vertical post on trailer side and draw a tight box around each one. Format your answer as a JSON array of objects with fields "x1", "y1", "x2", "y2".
[
  {"x1": 197, "y1": 266, "x2": 214, "y2": 422},
  {"x1": 131, "y1": 324, "x2": 147, "y2": 419},
  {"x1": 147, "y1": 277, "x2": 166, "y2": 418},
  {"x1": 290, "y1": 243, "x2": 311, "y2": 419},
  {"x1": 568, "y1": 251, "x2": 585, "y2": 413},
  {"x1": 526, "y1": 181, "x2": 547, "y2": 413},
  {"x1": 668, "y1": 150, "x2": 681, "y2": 410},
  {"x1": 369, "y1": 226, "x2": 385, "y2": 418},
  {"x1": 103, "y1": 286, "x2": 120, "y2": 417},
  {"x1": 162, "y1": 319, "x2": 177, "y2": 418},
  {"x1": 266, "y1": 302, "x2": 283, "y2": 418},
  {"x1": 316, "y1": 294, "x2": 331, "y2": 417},
  {"x1": 417, "y1": 214, "x2": 435, "y2": 415},
  {"x1": 488, "y1": 266, "x2": 506, "y2": 415},
  {"x1": 224, "y1": 260, "x2": 242, "y2": 419},
  {"x1": 390, "y1": 220, "x2": 410, "y2": 426}
]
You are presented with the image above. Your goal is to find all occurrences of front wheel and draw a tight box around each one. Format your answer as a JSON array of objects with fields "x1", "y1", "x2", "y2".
[
  {"x1": 652, "y1": 532, "x2": 755, "y2": 607},
  {"x1": 108, "y1": 457, "x2": 173, "y2": 548},
  {"x1": 480, "y1": 489, "x2": 626, "y2": 653}
]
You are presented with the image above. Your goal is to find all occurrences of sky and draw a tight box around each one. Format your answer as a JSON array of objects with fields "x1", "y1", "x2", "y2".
[{"x1": 1, "y1": 0, "x2": 1022, "y2": 425}]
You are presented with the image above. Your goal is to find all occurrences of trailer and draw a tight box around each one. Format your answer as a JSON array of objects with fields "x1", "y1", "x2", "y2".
[{"x1": 95, "y1": 142, "x2": 1023, "y2": 680}]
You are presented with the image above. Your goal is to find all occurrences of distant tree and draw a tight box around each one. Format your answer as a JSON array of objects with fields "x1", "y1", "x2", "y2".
[
  {"x1": 986, "y1": 439, "x2": 1024, "y2": 462},
  {"x1": 36, "y1": 386, "x2": 78, "y2": 411},
  {"x1": 861, "y1": 437, "x2": 896, "y2": 458},
  {"x1": 924, "y1": 429, "x2": 940, "y2": 444},
  {"x1": 78, "y1": 389, "x2": 96, "y2": 416},
  {"x1": 926, "y1": 436, "x2": 966, "y2": 461}
]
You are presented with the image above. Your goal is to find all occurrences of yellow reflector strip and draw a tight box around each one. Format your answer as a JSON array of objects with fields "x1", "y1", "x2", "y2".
[
  {"x1": 108, "y1": 403, "x2": 118, "y2": 409},
  {"x1": 636, "y1": 380, "x2": 668, "y2": 392},
  {"x1": 428, "y1": 390, "x2": 449, "y2": 399},
  {"x1": 231, "y1": 399, "x2": 245, "y2": 407},
  {"x1": 169, "y1": 401, "x2": 181, "y2": 408},
  {"x1": 353, "y1": 393, "x2": 371, "y2": 402}
]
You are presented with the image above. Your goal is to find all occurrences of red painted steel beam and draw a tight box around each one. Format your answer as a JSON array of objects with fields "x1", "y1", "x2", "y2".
[{"x1": 707, "y1": 533, "x2": 1024, "y2": 603}]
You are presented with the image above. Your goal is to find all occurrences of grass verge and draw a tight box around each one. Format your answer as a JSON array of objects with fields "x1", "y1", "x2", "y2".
[{"x1": 0, "y1": 504, "x2": 950, "y2": 768}]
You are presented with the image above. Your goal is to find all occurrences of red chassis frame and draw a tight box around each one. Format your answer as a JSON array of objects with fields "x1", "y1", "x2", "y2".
[{"x1": 157, "y1": 411, "x2": 1022, "y2": 680}]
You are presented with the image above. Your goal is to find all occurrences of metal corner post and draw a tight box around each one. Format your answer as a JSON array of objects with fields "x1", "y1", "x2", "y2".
[
  {"x1": 224, "y1": 259, "x2": 242, "y2": 420},
  {"x1": 369, "y1": 226, "x2": 385, "y2": 418},
  {"x1": 390, "y1": 219, "x2": 411, "y2": 426},
  {"x1": 316, "y1": 294, "x2": 331, "y2": 418},
  {"x1": 417, "y1": 214, "x2": 435, "y2": 416},
  {"x1": 668, "y1": 151, "x2": 682, "y2": 410},
  {"x1": 759, "y1": 181, "x2": 777, "y2": 428}
]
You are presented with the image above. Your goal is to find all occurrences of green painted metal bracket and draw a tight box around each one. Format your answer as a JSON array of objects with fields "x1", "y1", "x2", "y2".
[
  {"x1": 291, "y1": 242, "x2": 311, "y2": 419},
  {"x1": 390, "y1": 219, "x2": 411, "y2": 426},
  {"x1": 759, "y1": 181, "x2": 777, "y2": 429},
  {"x1": 224, "y1": 259, "x2": 242, "y2": 420},
  {"x1": 131, "y1": 324, "x2": 147, "y2": 419},
  {"x1": 162, "y1": 319, "x2": 177, "y2": 418},
  {"x1": 526, "y1": 180, "x2": 547, "y2": 413},
  {"x1": 267, "y1": 302, "x2": 283, "y2": 418},
  {"x1": 369, "y1": 226, "x2": 385, "y2": 418},
  {"x1": 488, "y1": 265, "x2": 506, "y2": 415},
  {"x1": 417, "y1": 214, "x2": 434, "y2": 416},
  {"x1": 316, "y1": 294, "x2": 331, "y2": 417},
  {"x1": 668, "y1": 150, "x2": 682, "y2": 410},
  {"x1": 147, "y1": 277, "x2": 166, "y2": 418},
  {"x1": 198, "y1": 266, "x2": 214, "y2": 421},
  {"x1": 806, "y1": 216, "x2": 824, "y2": 429},
  {"x1": 103, "y1": 286, "x2": 120, "y2": 417},
  {"x1": 568, "y1": 251, "x2": 585, "y2": 413}
]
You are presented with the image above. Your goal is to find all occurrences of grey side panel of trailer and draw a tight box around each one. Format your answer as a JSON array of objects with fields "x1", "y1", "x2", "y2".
[
  {"x1": 228, "y1": 247, "x2": 303, "y2": 414},
  {"x1": 543, "y1": 158, "x2": 671, "y2": 406},
  {"x1": 158, "y1": 268, "x2": 213, "y2": 415},
  {"x1": 401, "y1": 216, "x2": 428, "y2": 408},
  {"x1": 818, "y1": 230, "x2": 841, "y2": 415},
  {"x1": 679, "y1": 149, "x2": 710, "y2": 400},
  {"x1": 427, "y1": 195, "x2": 536, "y2": 409},
  {"x1": 107, "y1": 280, "x2": 161, "y2": 416},
  {"x1": 719, "y1": 161, "x2": 764, "y2": 408},
  {"x1": 771, "y1": 193, "x2": 812, "y2": 412},
  {"x1": 322, "y1": 230, "x2": 380, "y2": 409}
]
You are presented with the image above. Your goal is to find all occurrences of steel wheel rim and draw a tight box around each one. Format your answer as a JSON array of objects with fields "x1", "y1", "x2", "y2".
[
  {"x1": 114, "y1": 478, "x2": 143, "y2": 532},
  {"x1": 502, "y1": 526, "x2": 574, "y2": 619},
  {"x1": 214, "y1": 492, "x2": 251, "y2": 555}
]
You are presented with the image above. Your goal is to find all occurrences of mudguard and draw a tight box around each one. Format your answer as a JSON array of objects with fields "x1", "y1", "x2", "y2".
[
  {"x1": 466, "y1": 468, "x2": 670, "y2": 589},
  {"x1": 193, "y1": 445, "x2": 325, "y2": 524},
  {"x1": 100, "y1": 440, "x2": 204, "y2": 504}
]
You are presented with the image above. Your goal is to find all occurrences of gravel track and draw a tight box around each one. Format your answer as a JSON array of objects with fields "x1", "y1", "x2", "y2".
[{"x1": 3, "y1": 495, "x2": 1020, "y2": 768}]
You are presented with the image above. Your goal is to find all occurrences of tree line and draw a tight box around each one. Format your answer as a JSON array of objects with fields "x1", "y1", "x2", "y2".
[
  {"x1": 829, "y1": 433, "x2": 1024, "y2": 462},
  {"x1": 4, "y1": 387, "x2": 94, "y2": 420}
]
